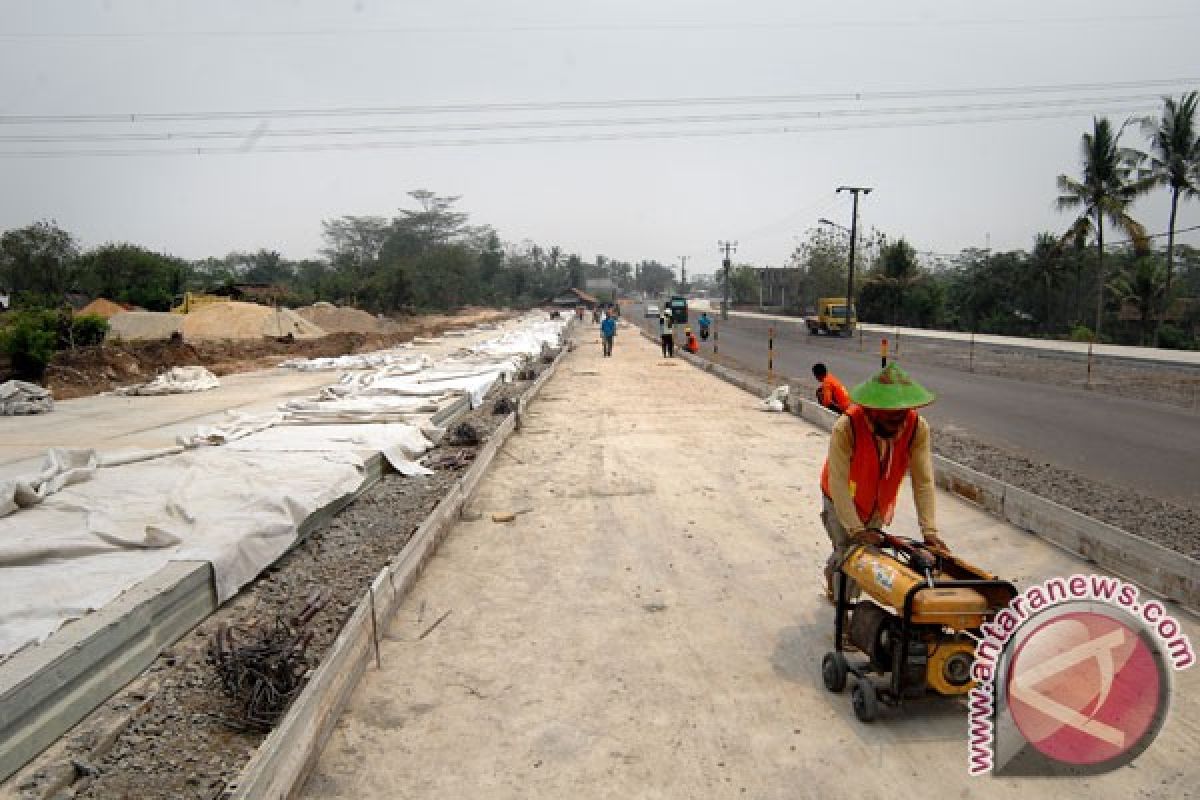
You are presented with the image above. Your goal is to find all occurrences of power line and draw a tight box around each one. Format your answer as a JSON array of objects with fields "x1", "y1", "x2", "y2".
[
  {"x1": 0, "y1": 104, "x2": 1164, "y2": 159},
  {"x1": 1, "y1": 78, "x2": 1194, "y2": 125},
  {"x1": 1, "y1": 13, "x2": 1196, "y2": 38},
  {"x1": 0, "y1": 93, "x2": 1172, "y2": 144}
]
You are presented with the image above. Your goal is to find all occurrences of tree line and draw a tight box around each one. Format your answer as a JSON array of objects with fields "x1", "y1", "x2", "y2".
[
  {"x1": 744, "y1": 93, "x2": 1200, "y2": 349},
  {"x1": 0, "y1": 189, "x2": 683, "y2": 317}
]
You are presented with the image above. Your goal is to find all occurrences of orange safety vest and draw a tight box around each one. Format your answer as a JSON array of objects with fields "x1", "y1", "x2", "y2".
[
  {"x1": 820, "y1": 374, "x2": 851, "y2": 412},
  {"x1": 820, "y1": 404, "x2": 918, "y2": 526},
  {"x1": 684, "y1": 334, "x2": 699, "y2": 353}
]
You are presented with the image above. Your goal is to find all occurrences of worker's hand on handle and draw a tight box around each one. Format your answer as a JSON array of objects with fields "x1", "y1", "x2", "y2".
[
  {"x1": 852, "y1": 528, "x2": 885, "y2": 547},
  {"x1": 922, "y1": 533, "x2": 949, "y2": 553}
]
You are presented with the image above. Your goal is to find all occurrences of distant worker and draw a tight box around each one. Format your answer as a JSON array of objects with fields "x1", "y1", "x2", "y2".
[
  {"x1": 819, "y1": 363, "x2": 949, "y2": 602},
  {"x1": 600, "y1": 309, "x2": 617, "y2": 357},
  {"x1": 697, "y1": 312, "x2": 712, "y2": 341},
  {"x1": 592, "y1": 306, "x2": 601, "y2": 324},
  {"x1": 683, "y1": 327, "x2": 699, "y2": 354},
  {"x1": 812, "y1": 363, "x2": 851, "y2": 414},
  {"x1": 658, "y1": 312, "x2": 675, "y2": 358}
]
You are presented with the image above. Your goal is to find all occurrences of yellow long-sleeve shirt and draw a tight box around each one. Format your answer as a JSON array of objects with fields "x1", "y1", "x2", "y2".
[{"x1": 825, "y1": 413, "x2": 938, "y2": 537}]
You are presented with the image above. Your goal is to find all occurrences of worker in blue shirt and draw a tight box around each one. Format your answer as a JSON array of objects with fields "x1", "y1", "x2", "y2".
[{"x1": 600, "y1": 310, "x2": 617, "y2": 357}]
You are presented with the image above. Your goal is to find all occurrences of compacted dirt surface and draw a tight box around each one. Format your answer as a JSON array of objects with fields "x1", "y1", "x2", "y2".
[
  {"x1": 296, "y1": 323, "x2": 1198, "y2": 800},
  {"x1": 40, "y1": 308, "x2": 518, "y2": 400},
  {"x1": 5, "y1": 372, "x2": 542, "y2": 800}
]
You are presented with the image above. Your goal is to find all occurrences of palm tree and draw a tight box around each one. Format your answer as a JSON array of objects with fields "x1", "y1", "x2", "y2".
[
  {"x1": 1030, "y1": 233, "x2": 1065, "y2": 334},
  {"x1": 1056, "y1": 117, "x2": 1153, "y2": 339},
  {"x1": 1141, "y1": 92, "x2": 1200, "y2": 345},
  {"x1": 1108, "y1": 255, "x2": 1167, "y2": 346}
]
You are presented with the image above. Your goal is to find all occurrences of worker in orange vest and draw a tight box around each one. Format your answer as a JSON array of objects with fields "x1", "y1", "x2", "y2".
[
  {"x1": 682, "y1": 327, "x2": 700, "y2": 353},
  {"x1": 812, "y1": 362, "x2": 850, "y2": 414},
  {"x1": 818, "y1": 363, "x2": 949, "y2": 601}
]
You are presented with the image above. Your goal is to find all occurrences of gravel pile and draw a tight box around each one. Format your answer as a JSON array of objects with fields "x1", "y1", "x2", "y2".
[
  {"x1": 934, "y1": 428, "x2": 1200, "y2": 560},
  {"x1": 294, "y1": 302, "x2": 381, "y2": 334},
  {"x1": 107, "y1": 311, "x2": 184, "y2": 342},
  {"x1": 182, "y1": 302, "x2": 326, "y2": 341}
]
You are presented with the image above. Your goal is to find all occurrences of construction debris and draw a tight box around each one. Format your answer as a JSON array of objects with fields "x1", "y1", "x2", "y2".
[
  {"x1": 448, "y1": 421, "x2": 484, "y2": 446},
  {"x1": 0, "y1": 380, "x2": 54, "y2": 415},
  {"x1": 424, "y1": 449, "x2": 476, "y2": 471},
  {"x1": 492, "y1": 397, "x2": 516, "y2": 415},
  {"x1": 114, "y1": 366, "x2": 221, "y2": 396},
  {"x1": 211, "y1": 589, "x2": 328, "y2": 733}
]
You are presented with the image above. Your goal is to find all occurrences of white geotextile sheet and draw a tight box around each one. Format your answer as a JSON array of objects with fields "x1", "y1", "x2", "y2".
[
  {"x1": 225, "y1": 423, "x2": 432, "y2": 474},
  {"x1": 0, "y1": 446, "x2": 366, "y2": 658},
  {"x1": 370, "y1": 369, "x2": 507, "y2": 409},
  {"x1": 115, "y1": 366, "x2": 220, "y2": 396},
  {"x1": 0, "y1": 448, "x2": 98, "y2": 518},
  {"x1": 278, "y1": 347, "x2": 421, "y2": 372}
]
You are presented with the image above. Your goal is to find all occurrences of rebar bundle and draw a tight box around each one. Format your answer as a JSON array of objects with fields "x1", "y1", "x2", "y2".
[{"x1": 210, "y1": 589, "x2": 328, "y2": 732}]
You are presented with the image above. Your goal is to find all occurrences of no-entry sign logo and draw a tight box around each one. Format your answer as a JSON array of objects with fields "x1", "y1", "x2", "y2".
[
  {"x1": 967, "y1": 575, "x2": 1194, "y2": 777},
  {"x1": 1006, "y1": 609, "x2": 1164, "y2": 768}
]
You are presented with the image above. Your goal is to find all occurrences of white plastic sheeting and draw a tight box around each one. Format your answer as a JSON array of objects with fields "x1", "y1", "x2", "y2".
[
  {"x1": 115, "y1": 366, "x2": 220, "y2": 396},
  {"x1": 0, "y1": 447, "x2": 367, "y2": 657},
  {"x1": 0, "y1": 421, "x2": 432, "y2": 657},
  {"x1": 0, "y1": 312, "x2": 566, "y2": 658},
  {"x1": 0, "y1": 381, "x2": 54, "y2": 415},
  {"x1": 0, "y1": 449, "x2": 97, "y2": 518}
]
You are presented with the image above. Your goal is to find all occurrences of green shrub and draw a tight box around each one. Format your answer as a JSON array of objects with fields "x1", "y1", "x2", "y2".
[
  {"x1": 1069, "y1": 324, "x2": 1095, "y2": 342},
  {"x1": 71, "y1": 313, "x2": 109, "y2": 346},
  {"x1": 0, "y1": 311, "x2": 57, "y2": 379},
  {"x1": 1156, "y1": 323, "x2": 1195, "y2": 351}
]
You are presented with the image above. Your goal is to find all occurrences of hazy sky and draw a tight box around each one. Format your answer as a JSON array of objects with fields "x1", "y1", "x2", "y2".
[{"x1": 2, "y1": 0, "x2": 1199, "y2": 275}]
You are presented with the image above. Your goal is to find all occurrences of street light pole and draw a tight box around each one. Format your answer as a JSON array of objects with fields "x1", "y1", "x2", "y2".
[
  {"x1": 835, "y1": 186, "x2": 872, "y2": 336},
  {"x1": 679, "y1": 255, "x2": 689, "y2": 294},
  {"x1": 718, "y1": 240, "x2": 737, "y2": 320}
]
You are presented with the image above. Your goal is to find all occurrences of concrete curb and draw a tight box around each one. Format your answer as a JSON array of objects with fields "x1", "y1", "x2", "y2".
[
  {"x1": 643, "y1": 323, "x2": 1199, "y2": 614},
  {"x1": 223, "y1": 339, "x2": 570, "y2": 800}
]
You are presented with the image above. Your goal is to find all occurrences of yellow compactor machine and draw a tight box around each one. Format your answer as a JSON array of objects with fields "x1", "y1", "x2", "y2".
[{"x1": 822, "y1": 534, "x2": 1017, "y2": 722}]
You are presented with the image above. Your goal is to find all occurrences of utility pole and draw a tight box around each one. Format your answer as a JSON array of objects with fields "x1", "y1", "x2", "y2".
[
  {"x1": 718, "y1": 240, "x2": 737, "y2": 320},
  {"x1": 679, "y1": 255, "x2": 689, "y2": 294},
  {"x1": 836, "y1": 186, "x2": 872, "y2": 336}
]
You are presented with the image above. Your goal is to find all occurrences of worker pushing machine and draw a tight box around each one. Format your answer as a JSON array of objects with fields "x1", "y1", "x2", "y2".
[
  {"x1": 812, "y1": 363, "x2": 850, "y2": 414},
  {"x1": 819, "y1": 362, "x2": 948, "y2": 602}
]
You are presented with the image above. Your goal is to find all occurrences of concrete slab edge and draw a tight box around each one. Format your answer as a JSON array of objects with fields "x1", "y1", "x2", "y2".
[
  {"x1": 223, "y1": 336, "x2": 571, "y2": 800},
  {"x1": 0, "y1": 562, "x2": 216, "y2": 784},
  {"x1": 0, "y1": 453, "x2": 386, "y2": 786},
  {"x1": 659, "y1": 331, "x2": 1200, "y2": 615}
]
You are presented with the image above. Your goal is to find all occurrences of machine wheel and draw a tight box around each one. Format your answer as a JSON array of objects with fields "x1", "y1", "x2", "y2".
[
  {"x1": 851, "y1": 681, "x2": 879, "y2": 723},
  {"x1": 821, "y1": 651, "x2": 848, "y2": 693}
]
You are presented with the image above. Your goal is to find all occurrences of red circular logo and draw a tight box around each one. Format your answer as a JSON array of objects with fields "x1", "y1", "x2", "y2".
[{"x1": 1006, "y1": 610, "x2": 1164, "y2": 766}]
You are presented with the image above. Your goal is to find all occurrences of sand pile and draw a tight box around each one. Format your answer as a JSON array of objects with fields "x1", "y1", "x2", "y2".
[
  {"x1": 295, "y1": 302, "x2": 380, "y2": 334},
  {"x1": 181, "y1": 301, "x2": 326, "y2": 340},
  {"x1": 107, "y1": 311, "x2": 184, "y2": 341},
  {"x1": 77, "y1": 298, "x2": 130, "y2": 319}
]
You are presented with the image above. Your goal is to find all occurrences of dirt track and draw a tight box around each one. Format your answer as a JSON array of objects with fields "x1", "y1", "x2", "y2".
[{"x1": 299, "y1": 322, "x2": 1199, "y2": 800}]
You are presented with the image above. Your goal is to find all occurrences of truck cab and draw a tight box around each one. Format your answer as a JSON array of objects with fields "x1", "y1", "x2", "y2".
[
  {"x1": 806, "y1": 297, "x2": 856, "y2": 335},
  {"x1": 667, "y1": 295, "x2": 689, "y2": 325}
]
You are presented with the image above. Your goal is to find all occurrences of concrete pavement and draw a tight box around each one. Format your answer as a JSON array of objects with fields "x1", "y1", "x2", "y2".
[{"x1": 300, "y1": 322, "x2": 1199, "y2": 800}]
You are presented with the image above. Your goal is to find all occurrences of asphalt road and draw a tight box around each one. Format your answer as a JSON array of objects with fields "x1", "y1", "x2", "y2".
[{"x1": 627, "y1": 305, "x2": 1200, "y2": 509}]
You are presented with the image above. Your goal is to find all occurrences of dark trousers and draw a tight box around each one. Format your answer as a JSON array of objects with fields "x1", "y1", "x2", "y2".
[
  {"x1": 602, "y1": 335, "x2": 614, "y2": 356},
  {"x1": 660, "y1": 334, "x2": 674, "y2": 357}
]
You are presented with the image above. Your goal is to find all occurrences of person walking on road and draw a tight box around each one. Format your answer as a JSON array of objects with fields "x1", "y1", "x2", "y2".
[
  {"x1": 697, "y1": 312, "x2": 712, "y2": 341},
  {"x1": 818, "y1": 363, "x2": 949, "y2": 601},
  {"x1": 600, "y1": 310, "x2": 617, "y2": 357},
  {"x1": 658, "y1": 312, "x2": 675, "y2": 357},
  {"x1": 812, "y1": 363, "x2": 851, "y2": 414}
]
